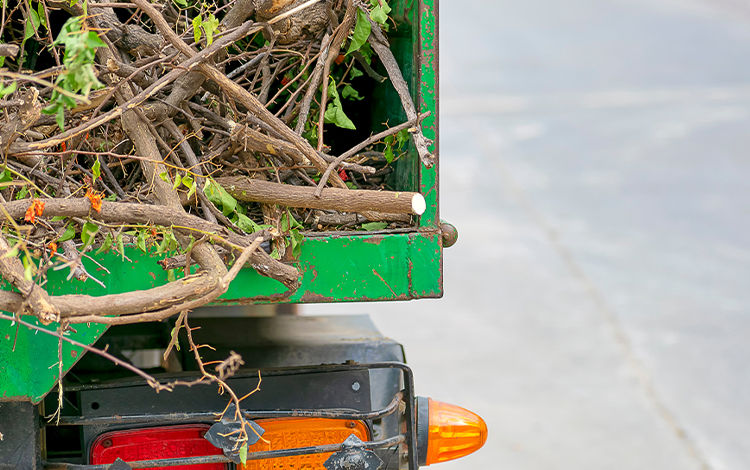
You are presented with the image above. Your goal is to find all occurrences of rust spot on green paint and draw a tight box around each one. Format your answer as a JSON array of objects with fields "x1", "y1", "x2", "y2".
[
  {"x1": 364, "y1": 236, "x2": 384, "y2": 245},
  {"x1": 300, "y1": 291, "x2": 335, "y2": 302}
]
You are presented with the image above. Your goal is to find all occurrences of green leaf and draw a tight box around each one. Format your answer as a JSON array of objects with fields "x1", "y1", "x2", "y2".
[
  {"x1": 104, "y1": 194, "x2": 117, "y2": 201},
  {"x1": 116, "y1": 233, "x2": 124, "y2": 261},
  {"x1": 280, "y1": 212, "x2": 301, "y2": 232},
  {"x1": 396, "y1": 128, "x2": 410, "y2": 149},
  {"x1": 81, "y1": 222, "x2": 99, "y2": 250},
  {"x1": 55, "y1": 106, "x2": 64, "y2": 131},
  {"x1": 342, "y1": 84, "x2": 363, "y2": 101},
  {"x1": 16, "y1": 186, "x2": 29, "y2": 200},
  {"x1": 204, "y1": 179, "x2": 237, "y2": 216},
  {"x1": 23, "y1": 257, "x2": 34, "y2": 282},
  {"x1": 369, "y1": 0, "x2": 391, "y2": 24},
  {"x1": 289, "y1": 229, "x2": 303, "y2": 258},
  {"x1": 69, "y1": 0, "x2": 80, "y2": 7},
  {"x1": 350, "y1": 67, "x2": 364, "y2": 79},
  {"x1": 37, "y1": 2, "x2": 47, "y2": 29},
  {"x1": 361, "y1": 221, "x2": 388, "y2": 231},
  {"x1": 159, "y1": 171, "x2": 170, "y2": 183},
  {"x1": 236, "y1": 212, "x2": 261, "y2": 233},
  {"x1": 85, "y1": 31, "x2": 106, "y2": 49},
  {"x1": 203, "y1": 14, "x2": 219, "y2": 45},
  {"x1": 193, "y1": 16, "x2": 202, "y2": 43},
  {"x1": 347, "y1": 8, "x2": 371, "y2": 55},
  {"x1": 172, "y1": 173, "x2": 182, "y2": 190},
  {"x1": 0, "y1": 168, "x2": 12, "y2": 183},
  {"x1": 29, "y1": 8, "x2": 41, "y2": 33},
  {"x1": 0, "y1": 81, "x2": 17, "y2": 98},
  {"x1": 173, "y1": 0, "x2": 188, "y2": 7},
  {"x1": 2, "y1": 242, "x2": 19, "y2": 258},
  {"x1": 24, "y1": 21, "x2": 34, "y2": 41},
  {"x1": 324, "y1": 103, "x2": 356, "y2": 130},
  {"x1": 167, "y1": 269, "x2": 176, "y2": 282},
  {"x1": 91, "y1": 158, "x2": 101, "y2": 180},
  {"x1": 240, "y1": 443, "x2": 248, "y2": 464},
  {"x1": 384, "y1": 145, "x2": 394, "y2": 164},
  {"x1": 58, "y1": 224, "x2": 75, "y2": 242},
  {"x1": 95, "y1": 233, "x2": 113, "y2": 255},
  {"x1": 136, "y1": 230, "x2": 147, "y2": 253},
  {"x1": 182, "y1": 175, "x2": 196, "y2": 199}
]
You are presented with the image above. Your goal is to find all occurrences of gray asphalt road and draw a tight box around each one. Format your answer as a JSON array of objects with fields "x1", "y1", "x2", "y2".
[{"x1": 307, "y1": 1, "x2": 750, "y2": 469}]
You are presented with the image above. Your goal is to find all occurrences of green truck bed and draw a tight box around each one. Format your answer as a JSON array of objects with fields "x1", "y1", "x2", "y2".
[{"x1": 0, "y1": 0, "x2": 440, "y2": 403}]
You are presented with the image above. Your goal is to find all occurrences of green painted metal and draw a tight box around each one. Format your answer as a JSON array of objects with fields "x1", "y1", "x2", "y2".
[{"x1": 0, "y1": 0, "x2": 440, "y2": 402}]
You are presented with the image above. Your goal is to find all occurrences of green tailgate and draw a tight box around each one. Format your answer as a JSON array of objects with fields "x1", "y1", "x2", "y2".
[{"x1": 0, "y1": 0, "x2": 439, "y2": 403}]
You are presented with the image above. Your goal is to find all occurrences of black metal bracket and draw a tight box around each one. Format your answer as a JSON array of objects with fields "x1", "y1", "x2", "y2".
[{"x1": 324, "y1": 434, "x2": 384, "y2": 470}]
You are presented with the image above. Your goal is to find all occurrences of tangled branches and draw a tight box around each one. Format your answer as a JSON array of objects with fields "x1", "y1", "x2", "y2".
[{"x1": 0, "y1": 0, "x2": 432, "y2": 329}]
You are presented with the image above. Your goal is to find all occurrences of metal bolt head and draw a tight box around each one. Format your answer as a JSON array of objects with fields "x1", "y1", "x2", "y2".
[
  {"x1": 440, "y1": 222, "x2": 459, "y2": 248},
  {"x1": 351, "y1": 381, "x2": 361, "y2": 392},
  {"x1": 102, "y1": 438, "x2": 113, "y2": 448}
]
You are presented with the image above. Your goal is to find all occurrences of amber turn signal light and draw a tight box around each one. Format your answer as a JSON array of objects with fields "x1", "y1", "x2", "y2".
[{"x1": 416, "y1": 397, "x2": 488, "y2": 466}]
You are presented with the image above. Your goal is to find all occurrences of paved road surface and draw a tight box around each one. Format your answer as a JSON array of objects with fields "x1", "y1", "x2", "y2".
[{"x1": 307, "y1": 1, "x2": 750, "y2": 469}]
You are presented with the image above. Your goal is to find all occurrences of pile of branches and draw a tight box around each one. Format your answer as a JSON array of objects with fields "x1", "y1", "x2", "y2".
[{"x1": 0, "y1": 0, "x2": 434, "y2": 326}]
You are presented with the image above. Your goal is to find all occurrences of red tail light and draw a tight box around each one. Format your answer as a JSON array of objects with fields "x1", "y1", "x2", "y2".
[{"x1": 90, "y1": 425, "x2": 225, "y2": 469}]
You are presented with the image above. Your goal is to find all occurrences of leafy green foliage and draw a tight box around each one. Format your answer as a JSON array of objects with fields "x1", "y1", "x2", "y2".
[
  {"x1": 203, "y1": 14, "x2": 219, "y2": 45},
  {"x1": 80, "y1": 222, "x2": 99, "y2": 251},
  {"x1": 205, "y1": 179, "x2": 267, "y2": 234},
  {"x1": 0, "y1": 81, "x2": 15, "y2": 98},
  {"x1": 240, "y1": 443, "x2": 248, "y2": 464},
  {"x1": 156, "y1": 229, "x2": 179, "y2": 254},
  {"x1": 0, "y1": 168, "x2": 12, "y2": 184},
  {"x1": 324, "y1": 82, "x2": 356, "y2": 130},
  {"x1": 15, "y1": 186, "x2": 29, "y2": 200},
  {"x1": 91, "y1": 159, "x2": 101, "y2": 180},
  {"x1": 58, "y1": 224, "x2": 75, "y2": 242},
  {"x1": 369, "y1": 0, "x2": 391, "y2": 24},
  {"x1": 347, "y1": 9, "x2": 371, "y2": 55},
  {"x1": 342, "y1": 84, "x2": 363, "y2": 101},
  {"x1": 116, "y1": 233, "x2": 125, "y2": 261},
  {"x1": 95, "y1": 233, "x2": 113, "y2": 255},
  {"x1": 361, "y1": 221, "x2": 388, "y2": 231},
  {"x1": 193, "y1": 16, "x2": 202, "y2": 43},
  {"x1": 383, "y1": 129, "x2": 410, "y2": 164},
  {"x1": 42, "y1": 17, "x2": 106, "y2": 130},
  {"x1": 193, "y1": 14, "x2": 219, "y2": 45},
  {"x1": 204, "y1": 179, "x2": 237, "y2": 216}
]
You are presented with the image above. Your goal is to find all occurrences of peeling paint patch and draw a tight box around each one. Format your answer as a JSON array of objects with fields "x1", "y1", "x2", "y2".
[
  {"x1": 363, "y1": 236, "x2": 384, "y2": 245},
  {"x1": 300, "y1": 291, "x2": 336, "y2": 302}
]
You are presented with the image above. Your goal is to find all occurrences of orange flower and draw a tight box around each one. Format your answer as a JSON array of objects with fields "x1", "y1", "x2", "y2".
[
  {"x1": 86, "y1": 188, "x2": 102, "y2": 213},
  {"x1": 335, "y1": 54, "x2": 345, "y2": 65},
  {"x1": 24, "y1": 199, "x2": 45, "y2": 223},
  {"x1": 48, "y1": 242, "x2": 58, "y2": 253}
]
